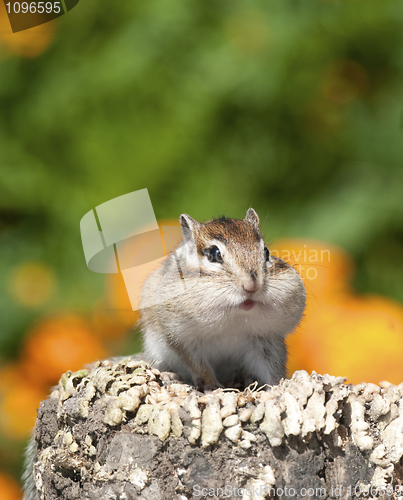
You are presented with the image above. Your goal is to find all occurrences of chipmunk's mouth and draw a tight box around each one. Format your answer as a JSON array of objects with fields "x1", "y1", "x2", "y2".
[{"x1": 239, "y1": 299, "x2": 256, "y2": 311}]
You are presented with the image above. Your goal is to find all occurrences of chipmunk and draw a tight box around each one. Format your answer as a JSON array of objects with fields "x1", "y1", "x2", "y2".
[
  {"x1": 140, "y1": 208, "x2": 306, "y2": 390},
  {"x1": 22, "y1": 208, "x2": 305, "y2": 500}
]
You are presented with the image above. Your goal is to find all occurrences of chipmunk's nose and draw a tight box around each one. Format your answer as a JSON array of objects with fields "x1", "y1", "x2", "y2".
[{"x1": 242, "y1": 271, "x2": 258, "y2": 293}]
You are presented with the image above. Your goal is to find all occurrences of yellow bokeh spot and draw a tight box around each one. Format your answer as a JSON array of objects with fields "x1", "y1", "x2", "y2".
[
  {"x1": 8, "y1": 262, "x2": 56, "y2": 307},
  {"x1": 0, "y1": 0, "x2": 55, "y2": 59},
  {"x1": 225, "y1": 9, "x2": 271, "y2": 53}
]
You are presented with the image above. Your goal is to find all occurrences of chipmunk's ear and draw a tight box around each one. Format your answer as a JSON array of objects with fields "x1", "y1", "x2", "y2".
[
  {"x1": 245, "y1": 208, "x2": 260, "y2": 228},
  {"x1": 180, "y1": 214, "x2": 200, "y2": 240}
]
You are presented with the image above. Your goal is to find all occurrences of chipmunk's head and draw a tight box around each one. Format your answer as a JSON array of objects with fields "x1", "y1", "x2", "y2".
[
  {"x1": 179, "y1": 209, "x2": 271, "y2": 308},
  {"x1": 178, "y1": 208, "x2": 305, "y2": 327}
]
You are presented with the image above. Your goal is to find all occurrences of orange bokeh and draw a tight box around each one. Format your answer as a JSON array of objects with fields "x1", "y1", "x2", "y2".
[
  {"x1": 21, "y1": 314, "x2": 106, "y2": 388},
  {"x1": 0, "y1": 220, "x2": 185, "y2": 445},
  {"x1": 106, "y1": 219, "x2": 181, "y2": 319},
  {"x1": 271, "y1": 239, "x2": 354, "y2": 299},
  {"x1": 105, "y1": 272, "x2": 140, "y2": 330},
  {"x1": 0, "y1": 0, "x2": 55, "y2": 59},
  {"x1": 0, "y1": 313, "x2": 107, "y2": 440},
  {"x1": 0, "y1": 373, "x2": 47, "y2": 440},
  {"x1": 90, "y1": 299, "x2": 137, "y2": 341},
  {"x1": 0, "y1": 472, "x2": 22, "y2": 500},
  {"x1": 275, "y1": 239, "x2": 403, "y2": 385},
  {"x1": 2, "y1": 231, "x2": 402, "y2": 446}
]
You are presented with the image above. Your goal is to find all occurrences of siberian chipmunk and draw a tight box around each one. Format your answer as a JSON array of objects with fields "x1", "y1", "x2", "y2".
[
  {"x1": 22, "y1": 208, "x2": 306, "y2": 500},
  {"x1": 140, "y1": 208, "x2": 306, "y2": 390}
]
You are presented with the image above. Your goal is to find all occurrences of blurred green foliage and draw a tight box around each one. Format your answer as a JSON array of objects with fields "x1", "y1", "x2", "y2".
[{"x1": 1, "y1": 0, "x2": 403, "y2": 360}]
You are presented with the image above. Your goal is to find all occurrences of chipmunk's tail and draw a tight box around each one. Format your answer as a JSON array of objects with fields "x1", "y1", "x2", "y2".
[{"x1": 22, "y1": 432, "x2": 38, "y2": 500}]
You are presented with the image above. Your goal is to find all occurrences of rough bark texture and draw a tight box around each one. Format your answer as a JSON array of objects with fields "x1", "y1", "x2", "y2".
[{"x1": 26, "y1": 358, "x2": 403, "y2": 500}]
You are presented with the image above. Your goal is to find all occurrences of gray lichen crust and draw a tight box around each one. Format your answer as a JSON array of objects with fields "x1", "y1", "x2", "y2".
[{"x1": 26, "y1": 359, "x2": 403, "y2": 499}]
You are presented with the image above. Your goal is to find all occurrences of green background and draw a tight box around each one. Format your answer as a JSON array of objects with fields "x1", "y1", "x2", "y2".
[
  {"x1": 2, "y1": 0, "x2": 403, "y2": 353},
  {"x1": 1, "y1": 0, "x2": 403, "y2": 482}
]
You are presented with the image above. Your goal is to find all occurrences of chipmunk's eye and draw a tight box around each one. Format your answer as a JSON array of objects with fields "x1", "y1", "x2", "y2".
[
  {"x1": 205, "y1": 245, "x2": 223, "y2": 264},
  {"x1": 264, "y1": 246, "x2": 270, "y2": 262}
]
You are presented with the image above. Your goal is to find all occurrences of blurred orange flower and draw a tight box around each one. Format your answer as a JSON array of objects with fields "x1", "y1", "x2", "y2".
[
  {"x1": 0, "y1": 313, "x2": 107, "y2": 440},
  {"x1": 105, "y1": 273, "x2": 140, "y2": 331},
  {"x1": 21, "y1": 314, "x2": 106, "y2": 388},
  {"x1": 0, "y1": 471, "x2": 22, "y2": 500},
  {"x1": 275, "y1": 239, "x2": 403, "y2": 385},
  {"x1": 271, "y1": 239, "x2": 354, "y2": 299},
  {"x1": 105, "y1": 219, "x2": 181, "y2": 318},
  {"x1": 0, "y1": 372, "x2": 47, "y2": 440}
]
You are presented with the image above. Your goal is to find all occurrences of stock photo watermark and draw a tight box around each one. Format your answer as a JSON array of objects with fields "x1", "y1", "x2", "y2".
[
  {"x1": 270, "y1": 246, "x2": 330, "y2": 282},
  {"x1": 80, "y1": 188, "x2": 331, "y2": 312},
  {"x1": 1, "y1": 0, "x2": 79, "y2": 32},
  {"x1": 193, "y1": 483, "x2": 403, "y2": 498}
]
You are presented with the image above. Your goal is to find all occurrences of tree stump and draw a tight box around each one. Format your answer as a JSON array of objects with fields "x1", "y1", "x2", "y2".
[{"x1": 24, "y1": 358, "x2": 403, "y2": 499}]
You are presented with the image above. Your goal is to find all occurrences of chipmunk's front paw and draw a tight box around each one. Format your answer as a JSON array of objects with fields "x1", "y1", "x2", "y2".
[
  {"x1": 160, "y1": 371, "x2": 183, "y2": 383},
  {"x1": 195, "y1": 377, "x2": 224, "y2": 393}
]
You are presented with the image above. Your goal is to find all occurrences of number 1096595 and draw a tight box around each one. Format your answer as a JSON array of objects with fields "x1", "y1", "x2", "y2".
[{"x1": 5, "y1": 2, "x2": 62, "y2": 14}]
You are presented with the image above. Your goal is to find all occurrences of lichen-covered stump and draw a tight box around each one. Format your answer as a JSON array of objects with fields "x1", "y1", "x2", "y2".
[{"x1": 28, "y1": 359, "x2": 403, "y2": 499}]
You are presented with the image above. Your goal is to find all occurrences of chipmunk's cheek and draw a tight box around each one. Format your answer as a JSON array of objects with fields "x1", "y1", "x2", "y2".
[{"x1": 238, "y1": 299, "x2": 256, "y2": 311}]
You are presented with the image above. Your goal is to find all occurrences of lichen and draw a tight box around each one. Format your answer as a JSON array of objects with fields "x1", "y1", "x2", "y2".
[{"x1": 36, "y1": 358, "x2": 403, "y2": 475}]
